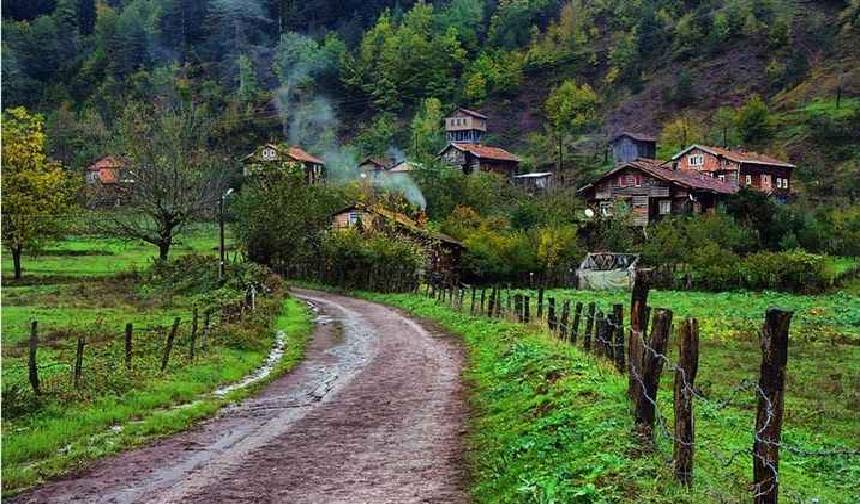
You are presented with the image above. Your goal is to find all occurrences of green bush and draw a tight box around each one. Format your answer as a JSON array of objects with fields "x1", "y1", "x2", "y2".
[
  {"x1": 319, "y1": 229, "x2": 427, "y2": 291},
  {"x1": 742, "y1": 249, "x2": 827, "y2": 292}
]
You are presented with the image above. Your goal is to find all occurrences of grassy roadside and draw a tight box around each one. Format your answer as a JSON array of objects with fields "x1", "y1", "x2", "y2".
[
  {"x1": 363, "y1": 292, "x2": 858, "y2": 503},
  {"x1": 1, "y1": 296, "x2": 313, "y2": 496}
]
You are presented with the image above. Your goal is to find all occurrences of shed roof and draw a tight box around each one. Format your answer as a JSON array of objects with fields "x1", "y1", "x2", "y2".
[
  {"x1": 332, "y1": 203, "x2": 464, "y2": 247},
  {"x1": 610, "y1": 132, "x2": 657, "y2": 143},
  {"x1": 244, "y1": 143, "x2": 324, "y2": 165},
  {"x1": 443, "y1": 143, "x2": 520, "y2": 162},
  {"x1": 671, "y1": 145, "x2": 794, "y2": 168},
  {"x1": 454, "y1": 108, "x2": 487, "y2": 119},
  {"x1": 87, "y1": 156, "x2": 125, "y2": 171}
]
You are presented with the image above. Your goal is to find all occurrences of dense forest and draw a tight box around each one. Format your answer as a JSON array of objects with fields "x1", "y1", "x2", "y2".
[{"x1": 3, "y1": 0, "x2": 858, "y2": 191}]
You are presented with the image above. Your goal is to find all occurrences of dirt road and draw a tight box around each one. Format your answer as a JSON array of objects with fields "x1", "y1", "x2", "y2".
[{"x1": 13, "y1": 290, "x2": 468, "y2": 504}]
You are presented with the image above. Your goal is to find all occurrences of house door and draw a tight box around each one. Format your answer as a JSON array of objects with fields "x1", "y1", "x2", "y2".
[{"x1": 761, "y1": 174, "x2": 772, "y2": 192}]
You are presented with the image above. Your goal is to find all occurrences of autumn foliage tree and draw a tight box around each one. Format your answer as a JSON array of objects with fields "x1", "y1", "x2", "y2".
[{"x1": 1, "y1": 107, "x2": 76, "y2": 279}]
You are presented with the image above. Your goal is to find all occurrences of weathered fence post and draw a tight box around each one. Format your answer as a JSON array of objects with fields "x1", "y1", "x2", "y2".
[
  {"x1": 613, "y1": 303, "x2": 625, "y2": 372},
  {"x1": 190, "y1": 307, "x2": 199, "y2": 360},
  {"x1": 594, "y1": 311, "x2": 606, "y2": 355},
  {"x1": 202, "y1": 310, "x2": 211, "y2": 351},
  {"x1": 559, "y1": 300, "x2": 571, "y2": 341},
  {"x1": 160, "y1": 317, "x2": 181, "y2": 372},
  {"x1": 471, "y1": 287, "x2": 477, "y2": 315},
  {"x1": 514, "y1": 294, "x2": 524, "y2": 323},
  {"x1": 494, "y1": 285, "x2": 502, "y2": 317},
  {"x1": 28, "y1": 321, "x2": 40, "y2": 395},
  {"x1": 547, "y1": 298, "x2": 557, "y2": 332},
  {"x1": 74, "y1": 334, "x2": 85, "y2": 389},
  {"x1": 124, "y1": 323, "x2": 133, "y2": 371},
  {"x1": 674, "y1": 317, "x2": 700, "y2": 486},
  {"x1": 480, "y1": 288, "x2": 486, "y2": 315},
  {"x1": 524, "y1": 296, "x2": 531, "y2": 323},
  {"x1": 571, "y1": 301, "x2": 583, "y2": 344},
  {"x1": 487, "y1": 287, "x2": 496, "y2": 316},
  {"x1": 629, "y1": 269, "x2": 652, "y2": 398},
  {"x1": 752, "y1": 308, "x2": 793, "y2": 504},
  {"x1": 505, "y1": 288, "x2": 512, "y2": 320},
  {"x1": 537, "y1": 288, "x2": 544, "y2": 319},
  {"x1": 584, "y1": 301, "x2": 596, "y2": 351},
  {"x1": 634, "y1": 308, "x2": 672, "y2": 444}
]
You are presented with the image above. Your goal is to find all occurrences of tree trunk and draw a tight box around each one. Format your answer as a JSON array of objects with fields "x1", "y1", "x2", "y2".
[
  {"x1": 12, "y1": 245, "x2": 23, "y2": 280},
  {"x1": 159, "y1": 241, "x2": 170, "y2": 261}
]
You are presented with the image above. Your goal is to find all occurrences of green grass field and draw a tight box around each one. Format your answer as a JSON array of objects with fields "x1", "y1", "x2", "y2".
[
  {"x1": 365, "y1": 289, "x2": 860, "y2": 503},
  {"x1": 1, "y1": 226, "x2": 314, "y2": 495}
]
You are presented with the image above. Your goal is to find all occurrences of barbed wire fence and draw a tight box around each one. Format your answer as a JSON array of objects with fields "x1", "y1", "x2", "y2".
[
  {"x1": 2, "y1": 283, "x2": 264, "y2": 417},
  {"x1": 428, "y1": 273, "x2": 860, "y2": 502}
]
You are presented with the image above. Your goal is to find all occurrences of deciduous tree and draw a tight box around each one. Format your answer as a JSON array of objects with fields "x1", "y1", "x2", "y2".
[{"x1": 1, "y1": 107, "x2": 76, "y2": 279}]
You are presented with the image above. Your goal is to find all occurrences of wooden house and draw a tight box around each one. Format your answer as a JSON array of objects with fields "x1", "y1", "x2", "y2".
[
  {"x1": 331, "y1": 203, "x2": 464, "y2": 279},
  {"x1": 438, "y1": 143, "x2": 520, "y2": 179},
  {"x1": 357, "y1": 157, "x2": 392, "y2": 180},
  {"x1": 84, "y1": 156, "x2": 133, "y2": 208},
  {"x1": 669, "y1": 145, "x2": 794, "y2": 196},
  {"x1": 444, "y1": 108, "x2": 487, "y2": 144},
  {"x1": 578, "y1": 159, "x2": 739, "y2": 226},
  {"x1": 86, "y1": 156, "x2": 130, "y2": 185},
  {"x1": 243, "y1": 143, "x2": 325, "y2": 184},
  {"x1": 609, "y1": 132, "x2": 657, "y2": 164}
]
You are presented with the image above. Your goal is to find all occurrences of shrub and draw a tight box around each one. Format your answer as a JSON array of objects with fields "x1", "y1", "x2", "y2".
[
  {"x1": 742, "y1": 249, "x2": 827, "y2": 292},
  {"x1": 319, "y1": 229, "x2": 427, "y2": 291}
]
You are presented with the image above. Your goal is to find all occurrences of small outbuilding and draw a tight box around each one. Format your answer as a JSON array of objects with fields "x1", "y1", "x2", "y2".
[
  {"x1": 609, "y1": 132, "x2": 657, "y2": 164},
  {"x1": 576, "y1": 252, "x2": 640, "y2": 291}
]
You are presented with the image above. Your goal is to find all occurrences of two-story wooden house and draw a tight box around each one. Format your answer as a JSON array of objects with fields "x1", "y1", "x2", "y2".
[
  {"x1": 444, "y1": 108, "x2": 487, "y2": 144},
  {"x1": 578, "y1": 158, "x2": 739, "y2": 226},
  {"x1": 669, "y1": 145, "x2": 794, "y2": 196},
  {"x1": 243, "y1": 143, "x2": 326, "y2": 184},
  {"x1": 439, "y1": 108, "x2": 520, "y2": 179}
]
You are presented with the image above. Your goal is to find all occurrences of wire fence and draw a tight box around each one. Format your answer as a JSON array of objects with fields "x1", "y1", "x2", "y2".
[{"x1": 425, "y1": 274, "x2": 860, "y2": 502}]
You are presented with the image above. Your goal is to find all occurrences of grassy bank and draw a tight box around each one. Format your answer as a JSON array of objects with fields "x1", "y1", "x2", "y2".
[
  {"x1": 1, "y1": 296, "x2": 313, "y2": 495},
  {"x1": 365, "y1": 291, "x2": 859, "y2": 503}
]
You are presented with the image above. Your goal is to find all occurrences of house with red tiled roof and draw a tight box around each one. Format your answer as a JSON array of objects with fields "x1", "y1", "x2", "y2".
[
  {"x1": 438, "y1": 142, "x2": 521, "y2": 178},
  {"x1": 577, "y1": 158, "x2": 739, "y2": 226},
  {"x1": 670, "y1": 145, "x2": 794, "y2": 196},
  {"x1": 86, "y1": 156, "x2": 130, "y2": 185},
  {"x1": 243, "y1": 143, "x2": 325, "y2": 184}
]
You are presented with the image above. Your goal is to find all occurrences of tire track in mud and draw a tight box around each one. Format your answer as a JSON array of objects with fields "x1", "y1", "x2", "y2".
[{"x1": 12, "y1": 289, "x2": 468, "y2": 504}]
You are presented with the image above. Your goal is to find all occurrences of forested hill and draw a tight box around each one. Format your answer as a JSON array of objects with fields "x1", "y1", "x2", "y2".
[{"x1": 3, "y1": 0, "x2": 859, "y2": 198}]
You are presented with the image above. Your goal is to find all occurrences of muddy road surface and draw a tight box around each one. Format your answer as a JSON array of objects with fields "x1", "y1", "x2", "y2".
[{"x1": 13, "y1": 290, "x2": 468, "y2": 504}]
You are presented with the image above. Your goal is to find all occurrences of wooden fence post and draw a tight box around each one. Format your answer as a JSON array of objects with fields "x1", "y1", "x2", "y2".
[
  {"x1": 547, "y1": 298, "x2": 557, "y2": 332},
  {"x1": 584, "y1": 301, "x2": 596, "y2": 351},
  {"x1": 559, "y1": 300, "x2": 571, "y2": 341},
  {"x1": 74, "y1": 334, "x2": 85, "y2": 389},
  {"x1": 480, "y1": 288, "x2": 486, "y2": 315},
  {"x1": 494, "y1": 285, "x2": 502, "y2": 317},
  {"x1": 124, "y1": 323, "x2": 133, "y2": 371},
  {"x1": 160, "y1": 317, "x2": 181, "y2": 372},
  {"x1": 514, "y1": 294, "x2": 524, "y2": 323},
  {"x1": 190, "y1": 307, "x2": 199, "y2": 360},
  {"x1": 28, "y1": 321, "x2": 40, "y2": 395},
  {"x1": 635, "y1": 308, "x2": 672, "y2": 444},
  {"x1": 674, "y1": 317, "x2": 700, "y2": 486},
  {"x1": 487, "y1": 287, "x2": 496, "y2": 316},
  {"x1": 629, "y1": 269, "x2": 652, "y2": 399},
  {"x1": 524, "y1": 296, "x2": 531, "y2": 323},
  {"x1": 594, "y1": 311, "x2": 606, "y2": 355},
  {"x1": 752, "y1": 308, "x2": 793, "y2": 504},
  {"x1": 613, "y1": 303, "x2": 625, "y2": 372},
  {"x1": 202, "y1": 310, "x2": 211, "y2": 351},
  {"x1": 537, "y1": 288, "x2": 544, "y2": 319},
  {"x1": 471, "y1": 287, "x2": 477, "y2": 315},
  {"x1": 571, "y1": 301, "x2": 583, "y2": 344}
]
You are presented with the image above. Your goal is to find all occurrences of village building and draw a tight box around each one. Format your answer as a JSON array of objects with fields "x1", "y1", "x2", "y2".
[
  {"x1": 438, "y1": 143, "x2": 520, "y2": 178},
  {"x1": 389, "y1": 160, "x2": 418, "y2": 173},
  {"x1": 331, "y1": 203, "x2": 464, "y2": 280},
  {"x1": 84, "y1": 156, "x2": 133, "y2": 208},
  {"x1": 670, "y1": 145, "x2": 794, "y2": 196},
  {"x1": 577, "y1": 158, "x2": 738, "y2": 226},
  {"x1": 513, "y1": 172, "x2": 553, "y2": 193},
  {"x1": 439, "y1": 108, "x2": 521, "y2": 180},
  {"x1": 609, "y1": 132, "x2": 657, "y2": 164},
  {"x1": 242, "y1": 143, "x2": 325, "y2": 184},
  {"x1": 444, "y1": 108, "x2": 487, "y2": 144}
]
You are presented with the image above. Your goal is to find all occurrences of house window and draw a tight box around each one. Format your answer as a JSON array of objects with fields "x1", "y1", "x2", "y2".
[
  {"x1": 634, "y1": 175, "x2": 642, "y2": 186},
  {"x1": 599, "y1": 201, "x2": 613, "y2": 216},
  {"x1": 745, "y1": 175, "x2": 752, "y2": 185},
  {"x1": 347, "y1": 211, "x2": 359, "y2": 226},
  {"x1": 689, "y1": 154, "x2": 704, "y2": 167},
  {"x1": 658, "y1": 200, "x2": 671, "y2": 215},
  {"x1": 718, "y1": 174, "x2": 725, "y2": 182}
]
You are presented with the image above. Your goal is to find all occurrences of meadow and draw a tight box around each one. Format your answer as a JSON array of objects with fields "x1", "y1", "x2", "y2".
[
  {"x1": 366, "y1": 286, "x2": 860, "y2": 503},
  {"x1": 1, "y1": 225, "x2": 313, "y2": 494}
]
